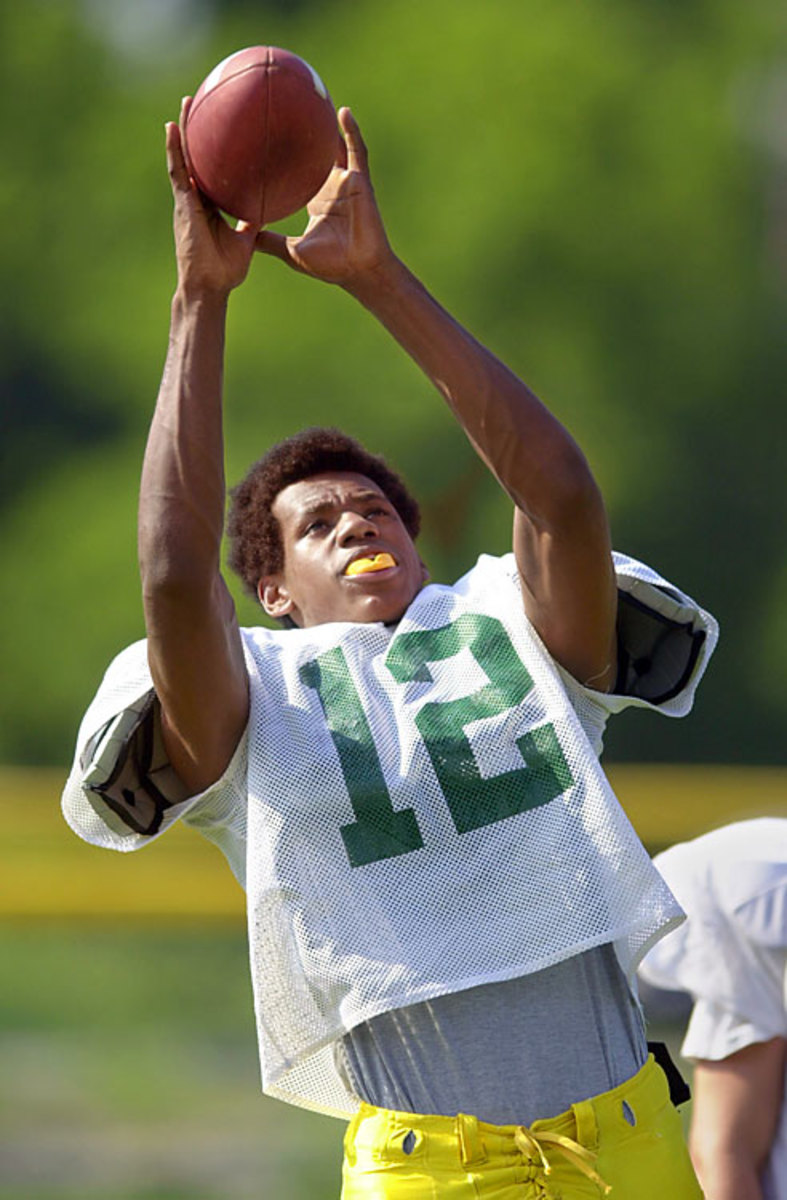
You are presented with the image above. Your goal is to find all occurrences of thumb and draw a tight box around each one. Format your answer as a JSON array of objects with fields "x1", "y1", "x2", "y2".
[{"x1": 255, "y1": 230, "x2": 306, "y2": 273}]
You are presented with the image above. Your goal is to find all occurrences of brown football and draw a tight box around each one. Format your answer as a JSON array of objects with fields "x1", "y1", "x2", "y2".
[{"x1": 183, "y1": 46, "x2": 339, "y2": 225}]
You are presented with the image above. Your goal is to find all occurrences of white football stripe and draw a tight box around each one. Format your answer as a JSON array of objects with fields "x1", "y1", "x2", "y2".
[
  {"x1": 303, "y1": 60, "x2": 328, "y2": 100},
  {"x1": 202, "y1": 49, "x2": 246, "y2": 94}
]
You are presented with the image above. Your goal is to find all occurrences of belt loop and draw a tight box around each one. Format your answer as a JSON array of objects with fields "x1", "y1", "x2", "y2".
[
  {"x1": 571, "y1": 1098, "x2": 598, "y2": 1152},
  {"x1": 371, "y1": 1108, "x2": 393, "y2": 1162},
  {"x1": 457, "y1": 1112, "x2": 486, "y2": 1166}
]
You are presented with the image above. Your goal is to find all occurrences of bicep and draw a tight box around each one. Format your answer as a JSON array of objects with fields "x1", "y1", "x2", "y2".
[
  {"x1": 690, "y1": 1039, "x2": 787, "y2": 1172},
  {"x1": 513, "y1": 492, "x2": 618, "y2": 691},
  {"x1": 145, "y1": 574, "x2": 250, "y2": 794}
]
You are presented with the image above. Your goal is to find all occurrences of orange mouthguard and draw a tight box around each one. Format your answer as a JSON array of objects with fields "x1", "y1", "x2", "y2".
[{"x1": 344, "y1": 552, "x2": 397, "y2": 577}]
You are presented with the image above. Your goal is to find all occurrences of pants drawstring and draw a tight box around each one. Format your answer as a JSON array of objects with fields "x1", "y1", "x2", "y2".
[{"x1": 514, "y1": 1124, "x2": 612, "y2": 1196}]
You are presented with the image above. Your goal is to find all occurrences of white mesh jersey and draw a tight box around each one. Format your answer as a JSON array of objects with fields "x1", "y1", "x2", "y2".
[{"x1": 63, "y1": 551, "x2": 718, "y2": 1117}]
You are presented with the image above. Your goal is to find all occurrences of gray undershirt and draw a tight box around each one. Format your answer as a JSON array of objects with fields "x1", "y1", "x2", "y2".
[
  {"x1": 338, "y1": 943, "x2": 647, "y2": 1126},
  {"x1": 334, "y1": 590, "x2": 688, "y2": 1126}
]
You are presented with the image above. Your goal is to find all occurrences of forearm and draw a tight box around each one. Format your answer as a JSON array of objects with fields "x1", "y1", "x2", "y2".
[
  {"x1": 345, "y1": 255, "x2": 598, "y2": 523},
  {"x1": 139, "y1": 288, "x2": 229, "y2": 597}
]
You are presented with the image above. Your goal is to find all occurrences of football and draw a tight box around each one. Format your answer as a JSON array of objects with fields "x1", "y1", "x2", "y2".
[{"x1": 183, "y1": 46, "x2": 339, "y2": 226}]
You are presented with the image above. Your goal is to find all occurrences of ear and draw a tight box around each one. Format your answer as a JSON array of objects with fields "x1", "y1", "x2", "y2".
[
  {"x1": 419, "y1": 558, "x2": 430, "y2": 586},
  {"x1": 258, "y1": 576, "x2": 294, "y2": 618}
]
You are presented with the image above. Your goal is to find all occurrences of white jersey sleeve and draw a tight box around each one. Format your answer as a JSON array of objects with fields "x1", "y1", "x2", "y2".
[
  {"x1": 556, "y1": 551, "x2": 718, "y2": 755},
  {"x1": 682, "y1": 999, "x2": 780, "y2": 1062},
  {"x1": 60, "y1": 638, "x2": 249, "y2": 886}
]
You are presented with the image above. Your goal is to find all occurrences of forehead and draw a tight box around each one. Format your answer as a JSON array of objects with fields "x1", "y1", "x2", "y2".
[{"x1": 272, "y1": 471, "x2": 387, "y2": 524}]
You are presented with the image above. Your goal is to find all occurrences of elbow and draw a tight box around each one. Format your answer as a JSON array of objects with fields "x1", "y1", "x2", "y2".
[
  {"x1": 519, "y1": 444, "x2": 605, "y2": 530},
  {"x1": 138, "y1": 497, "x2": 223, "y2": 598},
  {"x1": 553, "y1": 446, "x2": 602, "y2": 509},
  {"x1": 139, "y1": 541, "x2": 219, "y2": 605},
  {"x1": 687, "y1": 1128, "x2": 711, "y2": 1183}
]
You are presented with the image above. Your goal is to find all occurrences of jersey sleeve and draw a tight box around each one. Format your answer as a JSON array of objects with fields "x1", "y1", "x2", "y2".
[
  {"x1": 61, "y1": 638, "x2": 249, "y2": 886},
  {"x1": 681, "y1": 998, "x2": 784, "y2": 1062},
  {"x1": 554, "y1": 552, "x2": 719, "y2": 755}
]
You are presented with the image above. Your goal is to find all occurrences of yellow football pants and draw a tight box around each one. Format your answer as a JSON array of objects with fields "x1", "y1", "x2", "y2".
[{"x1": 341, "y1": 1054, "x2": 703, "y2": 1198}]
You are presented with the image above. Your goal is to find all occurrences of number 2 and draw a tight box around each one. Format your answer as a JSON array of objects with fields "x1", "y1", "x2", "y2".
[{"x1": 300, "y1": 614, "x2": 573, "y2": 867}]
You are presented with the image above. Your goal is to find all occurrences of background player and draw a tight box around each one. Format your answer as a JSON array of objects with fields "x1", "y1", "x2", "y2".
[
  {"x1": 640, "y1": 819, "x2": 787, "y2": 1200},
  {"x1": 63, "y1": 102, "x2": 717, "y2": 1197}
]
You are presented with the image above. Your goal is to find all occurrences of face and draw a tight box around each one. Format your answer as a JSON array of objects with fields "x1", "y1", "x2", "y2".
[{"x1": 259, "y1": 471, "x2": 428, "y2": 628}]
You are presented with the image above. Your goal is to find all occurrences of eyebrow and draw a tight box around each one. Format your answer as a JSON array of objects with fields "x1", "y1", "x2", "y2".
[{"x1": 299, "y1": 490, "x2": 388, "y2": 518}]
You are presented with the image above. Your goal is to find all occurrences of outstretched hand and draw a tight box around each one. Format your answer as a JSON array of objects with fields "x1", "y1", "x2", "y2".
[
  {"x1": 166, "y1": 97, "x2": 258, "y2": 299},
  {"x1": 256, "y1": 107, "x2": 395, "y2": 287}
]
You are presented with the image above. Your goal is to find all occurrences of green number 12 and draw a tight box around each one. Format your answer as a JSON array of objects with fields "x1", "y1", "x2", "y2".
[{"x1": 300, "y1": 614, "x2": 573, "y2": 867}]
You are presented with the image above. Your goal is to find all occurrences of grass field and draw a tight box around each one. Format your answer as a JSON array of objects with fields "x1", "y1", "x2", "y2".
[
  {"x1": 0, "y1": 926, "x2": 341, "y2": 1200},
  {"x1": 1, "y1": 765, "x2": 783, "y2": 1196},
  {"x1": 0, "y1": 924, "x2": 693, "y2": 1200}
]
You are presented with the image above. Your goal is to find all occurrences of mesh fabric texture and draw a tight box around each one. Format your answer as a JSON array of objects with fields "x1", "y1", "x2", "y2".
[{"x1": 62, "y1": 552, "x2": 718, "y2": 1117}]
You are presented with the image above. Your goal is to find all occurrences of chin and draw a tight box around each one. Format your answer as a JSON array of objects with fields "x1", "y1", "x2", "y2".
[
  {"x1": 358, "y1": 585, "x2": 421, "y2": 626},
  {"x1": 348, "y1": 600, "x2": 405, "y2": 626},
  {"x1": 302, "y1": 577, "x2": 424, "y2": 628}
]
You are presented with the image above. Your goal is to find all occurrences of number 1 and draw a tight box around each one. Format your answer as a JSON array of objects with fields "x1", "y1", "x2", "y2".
[
  {"x1": 300, "y1": 648, "x2": 424, "y2": 867},
  {"x1": 300, "y1": 615, "x2": 574, "y2": 866}
]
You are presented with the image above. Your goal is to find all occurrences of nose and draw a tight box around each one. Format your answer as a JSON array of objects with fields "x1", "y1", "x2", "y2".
[{"x1": 337, "y1": 509, "x2": 379, "y2": 545}]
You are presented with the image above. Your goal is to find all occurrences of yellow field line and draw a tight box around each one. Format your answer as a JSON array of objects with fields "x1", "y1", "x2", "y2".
[
  {"x1": 1, "y1": 765, "x2": 784, "y2": 920},
  {"x1": 606, "y1": 763, "x2": 786, "y2": 845}
]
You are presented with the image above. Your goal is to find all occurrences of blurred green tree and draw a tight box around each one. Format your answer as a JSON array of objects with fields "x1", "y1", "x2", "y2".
[{"x1": 1, "y1": 0, "x2": 785, "y2": 765}]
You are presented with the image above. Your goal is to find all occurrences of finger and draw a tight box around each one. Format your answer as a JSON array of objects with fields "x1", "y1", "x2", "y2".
[
  {"x1": 255, "y1": 229, "x2": 292, "y2": 262},
  {"x1": 334, "y1": 128, "x2": 348, "y2": 171},
  {"x1": 255, "y1": 230, "x2": 306, "y2": 272},
  {"x1": 177, "y1": 95, "x2": 198, "y2": 183},
  {"x1": 179, "y1": 95, "x2": 193, "y2": 128},
  {"x1": 338, "y1": 106, "x2": 368, "y2": 175},
  {"x1": 165, "y1": 120, "x2": 192, "y2": 194}
]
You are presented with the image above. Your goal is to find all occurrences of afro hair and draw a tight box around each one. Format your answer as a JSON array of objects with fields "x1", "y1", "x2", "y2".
[{"x1": 226, "y1": 427, "x2": 421, "y2": 599}]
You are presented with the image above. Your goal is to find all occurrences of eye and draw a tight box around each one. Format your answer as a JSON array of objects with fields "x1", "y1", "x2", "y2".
[{"x1": 303, "y1": 519, "x2": 328, "y2": 536}]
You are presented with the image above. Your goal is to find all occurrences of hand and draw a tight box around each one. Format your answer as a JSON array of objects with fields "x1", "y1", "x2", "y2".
[
  {"x1": 256, "y1": 107, "x2": 395, "y2": 287},
  {"x1": 166, "y1": 98, "x2": 258, "y2": 300}
]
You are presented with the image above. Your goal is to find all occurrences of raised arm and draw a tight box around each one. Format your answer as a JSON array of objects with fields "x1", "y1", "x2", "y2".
[
  {"x1": 258, "y1": 109, "x2": 617, "y2": 689},
  {"x1": 346, "y1": 257, "x2": 617, "y2": 691},
  {"x1": 138, "y1": 106, "x2": 256, "y2": 794}
]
